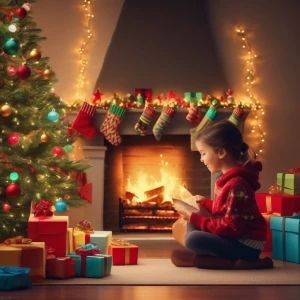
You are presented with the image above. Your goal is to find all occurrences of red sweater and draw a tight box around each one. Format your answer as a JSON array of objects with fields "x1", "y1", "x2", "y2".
[{"x1": 190, "y1": 162, "x2": 266, "y2": 247}]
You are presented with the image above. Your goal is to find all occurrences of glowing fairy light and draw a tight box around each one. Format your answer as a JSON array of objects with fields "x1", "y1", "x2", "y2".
[
  {"x1": 236, "y1": 27, "x2": 266, "y2": 157},
  {"x1": 74, "y1": 0, "x2": 95, "y2": 105}
]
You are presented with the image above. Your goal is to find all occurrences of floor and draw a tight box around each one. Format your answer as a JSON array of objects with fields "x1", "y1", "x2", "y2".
[{"x1": 1, "y1": 232, "x2": 299, "y2": 299}]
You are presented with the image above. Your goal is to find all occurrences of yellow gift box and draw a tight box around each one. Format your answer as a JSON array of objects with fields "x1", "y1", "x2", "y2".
[{"x1": 0, "y1": 242, "x2": 46, "y2": 283}]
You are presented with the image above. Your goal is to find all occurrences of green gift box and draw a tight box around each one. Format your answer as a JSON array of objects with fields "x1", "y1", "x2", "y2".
[
  {"x1": 277, "y1": 173, "x2": 300, "y2": 195},
  {"x1": 184, "y1": 92, "x2": 202, "y2": 105}
]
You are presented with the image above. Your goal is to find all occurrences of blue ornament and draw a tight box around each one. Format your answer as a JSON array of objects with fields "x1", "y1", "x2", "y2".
[
  {"x1": 4, "y1": 39, "x2": 19, "y2": 55},
  {"x1": 10, "y1": 172, "x2": 19, "y2": 181},
  {"x1": 48, "y1": 110, "x2": 59, "y2": 122},
  {"x1": 55, "y1": 199, "x2": 67, "y2": 212}
]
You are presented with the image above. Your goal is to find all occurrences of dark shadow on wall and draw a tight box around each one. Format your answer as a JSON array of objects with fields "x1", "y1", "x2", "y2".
[{"x1": 95, "y1": 0, "x2": 228, "y2": 97}]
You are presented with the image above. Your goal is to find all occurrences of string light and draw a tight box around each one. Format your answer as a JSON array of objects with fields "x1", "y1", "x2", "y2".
[
  {"x1": 75, "y1": 0, "x2": 94, "y2": 103},
  {"x1": 236, "y1": 27, "x2": 266, "y2": 157}
]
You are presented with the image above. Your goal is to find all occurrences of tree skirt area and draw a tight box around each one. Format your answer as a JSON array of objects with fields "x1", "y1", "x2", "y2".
[{"x1": 40, "y1": 258, "x2": 300, "y2": 286}]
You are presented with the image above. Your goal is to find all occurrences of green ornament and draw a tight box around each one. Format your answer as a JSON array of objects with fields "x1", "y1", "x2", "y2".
[
  {"x1": 63, "y1": 145, "x2": 73, "y2": 153},
  {"x1": 10, "y1": 172, "x2": 19, "y2": 181},
  {"x1": 212, "y1": 99, "x2": 220, "y2": 107},
  {"x1": 4, "y1": 39, "x2": 19, "y2": 55}
]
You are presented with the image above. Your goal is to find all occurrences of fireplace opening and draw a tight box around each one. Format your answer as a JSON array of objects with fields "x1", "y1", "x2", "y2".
[{"x1": 103, "y1": 135, "x2": 211, "y2": 232}]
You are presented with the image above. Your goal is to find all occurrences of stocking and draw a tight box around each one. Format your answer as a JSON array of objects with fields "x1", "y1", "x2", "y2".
[
  {"x1": 228, "y1": 106, "x2": 244, "y2": 127},
  {"x1": 186, "y1": 105, "x2": 201, "y2": 125},
  {"x1": 152, "y1": 105, "x2": 175, "y2": 141},
  {"x1": 71, "y1": 102, "x2": 96, "y2": 139},
  {"x1": 134, "y1": 106, "x2": 156, "y2": 136},
  {"x1": 100, "y1": 104, "x2": 126, "y2": 146}
]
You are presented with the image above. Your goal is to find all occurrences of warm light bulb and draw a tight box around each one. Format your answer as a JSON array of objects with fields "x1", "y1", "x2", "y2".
[{"x1": 8, "y1": 24, "x2": 17, "y2": 32}]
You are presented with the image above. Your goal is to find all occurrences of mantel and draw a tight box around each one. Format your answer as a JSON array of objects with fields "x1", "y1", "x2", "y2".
[{"x1": 67, "y1": 108, "x2": 250, "y2": 147}]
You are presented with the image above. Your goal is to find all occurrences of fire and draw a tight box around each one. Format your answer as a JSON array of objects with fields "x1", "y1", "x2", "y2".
[{"x1": 125, "y1": 154, "x2": 191, "y2": 204}]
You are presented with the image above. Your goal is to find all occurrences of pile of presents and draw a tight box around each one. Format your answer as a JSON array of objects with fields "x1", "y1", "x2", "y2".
[
  {"x1": 256, "y1": 169, "x2": 300, "y2": 263},
  {"x1": 0, "y1": 201, "x2": 138, "y2": 291}
]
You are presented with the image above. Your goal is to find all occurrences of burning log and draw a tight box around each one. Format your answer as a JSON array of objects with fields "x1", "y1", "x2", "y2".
[{"x1": 144, "y1": 186, "x2": 164, "y2": 205}]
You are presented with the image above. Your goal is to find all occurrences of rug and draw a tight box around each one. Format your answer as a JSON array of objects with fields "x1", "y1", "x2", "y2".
[{"x1": 40, "y1": 258, "x2": 300, "y2": 286}]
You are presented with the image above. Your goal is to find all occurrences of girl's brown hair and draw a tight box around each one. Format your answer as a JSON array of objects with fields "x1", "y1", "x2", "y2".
[{"x1": 196, "y1": 120, "x2": 256, "y2": 165}]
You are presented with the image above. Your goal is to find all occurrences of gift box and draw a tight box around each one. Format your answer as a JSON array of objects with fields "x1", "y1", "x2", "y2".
[
  {"x1": 255, "y1": 193, "x2": 300, "y2": 216},
  {"x1": 0, "y1": 266, "x2": 31, "y2": 291},
  {"x1": 108, "y1": 239, "x2": 138, "y2": 265},
  {"x1": 0, "y1": 242, "x2": 45, "y2": 283},
  {"x1": 46, "y1": 257, "x2": 76, "y2": 279},
  {"x1": 67, "y1": 244, "x2": 110, "y2": 278},
  {"x1": 70, "y1": 229, "x2": 112, "y2": 254},
  {"x1": 134, "y1": 88, "x2": 152, "y2": 102},
  {"x1": 261, "y1": 213, "x2": 273, "y2": 252},
  {"x1": 28, "y1": 214, "x2": 68, "y2": 257},
  {"x1": 184, "y1": 92, "x2": 202, "y2": 105},
  {"x1": 270, "y1": 215, "x2": 300, "y2": 263},
  {"x1": 277, "y1": 173, "x2": 300, "y2": 189}
]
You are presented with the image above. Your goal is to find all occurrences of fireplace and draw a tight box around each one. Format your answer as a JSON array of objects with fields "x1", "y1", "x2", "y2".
[
  {"x1": 67, "y1": 108, "x2": 247, "y2": 231},
  {"x1": 104, "y1": 135, "x2": 211, "y2": 232}
]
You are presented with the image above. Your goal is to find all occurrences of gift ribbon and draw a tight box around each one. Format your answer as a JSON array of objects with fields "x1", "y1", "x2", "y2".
[
  {"x1": 75, "y1": 244, "x2": 100, "y2": 277},
  {"x1": 266, "y1": 196, "x2": 272, "y2": 214},
  {"x1": 281, "y1": 217, "x2": 287, "y2": 261},
  {"x1": 3, "y1": 236, "x2": 32, "y2": 245},
  {"x1": 33, "y1": 200, "x2": 53, "y2": 218},
  {"x1": 111, "y1": 238, "x2": 132, "y2": 264}
]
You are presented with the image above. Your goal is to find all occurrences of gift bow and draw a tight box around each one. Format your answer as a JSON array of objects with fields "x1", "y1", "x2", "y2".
[
  {"x1": 75, "y1": 243, "x2": 100, "y2": 256},
  {"x1": 0, "y1": 266, "x2": 30, "y2": 275},
  {"x1": 33, "y1": 200, "x2": 53, "y2": 217},
  {"x1": 3, "y1": 236, "x2": 32, "y2": 245},
  {"x1": 111, "y1": 238, "x2": 131, "y2": 246},
  {"x1": 288, "y1": 168, "x2": 300, "y2": 174},
  {"x1": 74, "y1": 220, "x2": 94, "y2": 233},
  {"x1": 47, "y1": 247, "x2": 56, "y2": 260}
]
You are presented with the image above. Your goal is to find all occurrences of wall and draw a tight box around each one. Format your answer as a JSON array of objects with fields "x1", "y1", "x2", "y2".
[{"x1": 32, "y1": 0, "x2": 300, "y2": 193}]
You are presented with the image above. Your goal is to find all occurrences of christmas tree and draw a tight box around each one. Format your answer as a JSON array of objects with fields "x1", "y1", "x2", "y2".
[{"x1": 0, "y1": 0, "x2": 89, "y2": 242}]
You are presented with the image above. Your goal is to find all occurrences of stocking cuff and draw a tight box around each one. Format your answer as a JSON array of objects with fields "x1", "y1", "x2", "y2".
[
  {"x1": 163, "y1": 105, "x2": 176, "y2": 118},
  {"x1": 81, "y1": 102, "x2": 96, "y2": 117},
  {"x1": 109, "y1": 104, "x2": 126, "y2": 118},
  {"x1": 205, "y1": 106, "x2": 217, "y2": 121},
  {"x1": 144, "y1": 106, "x2": 156, "y2": 118}
]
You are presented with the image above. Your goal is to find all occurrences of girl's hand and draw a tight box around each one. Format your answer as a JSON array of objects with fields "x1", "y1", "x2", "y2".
[
  {"x1": 177, "y1": 210, "x2": 192, "y2": 222},
  {"x1": 195, "y1": 195, "x2": 206, "y2": 209}
]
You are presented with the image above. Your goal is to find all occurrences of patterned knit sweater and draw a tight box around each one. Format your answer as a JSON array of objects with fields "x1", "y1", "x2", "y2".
[{"x1": 190, "y1": 162, "x2": 266, "y2": 250}]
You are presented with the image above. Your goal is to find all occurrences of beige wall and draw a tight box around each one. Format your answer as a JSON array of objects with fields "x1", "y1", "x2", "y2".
[{"x1": 32, "y1": 0, "x2": 300, "y2": 192}]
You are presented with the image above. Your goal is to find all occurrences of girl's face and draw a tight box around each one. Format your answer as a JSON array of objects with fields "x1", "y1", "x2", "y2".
[{"x1": 195, "y1": 140, "x2": 223, "y2": 173}]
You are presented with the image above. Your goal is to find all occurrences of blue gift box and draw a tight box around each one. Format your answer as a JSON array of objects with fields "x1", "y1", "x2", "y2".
[
  {"x1": 270, "y1": 215, "x2": 300, "y2": 263},
  {"x1": 67, "y1": 254, "x2": 112, "y2": 278},
  {"x1": 0, "y1": 266, "x2": 31, "y2": 291}
]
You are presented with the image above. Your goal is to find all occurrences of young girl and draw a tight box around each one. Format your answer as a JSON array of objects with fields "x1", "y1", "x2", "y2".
[{"x1": 171, "y1": 120, "x2": 273, "y2": 269}]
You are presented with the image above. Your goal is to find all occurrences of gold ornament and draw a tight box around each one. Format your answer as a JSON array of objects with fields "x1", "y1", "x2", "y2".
[
  {"x1": 43, "y1": 69, "x2": 51, "y2": 80},
  {"x1": 29, "y1": 48, "x2": 42, "y2": 62},
  {"x1": 0, "y1": 104, "x2": 12, "y2": 117},
  {"x1": 41, "y1": 133, "x2": 49, "y2": 143}
]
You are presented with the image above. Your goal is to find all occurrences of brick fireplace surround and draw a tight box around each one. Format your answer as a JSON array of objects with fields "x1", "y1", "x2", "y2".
[{"x1": 66, "y1": 108, "x2": 246, "y2": 231}]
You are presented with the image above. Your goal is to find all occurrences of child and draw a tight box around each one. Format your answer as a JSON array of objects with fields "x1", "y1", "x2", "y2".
[{"x1": 171, "y1": 120, "x2": 273, "y2": 269}]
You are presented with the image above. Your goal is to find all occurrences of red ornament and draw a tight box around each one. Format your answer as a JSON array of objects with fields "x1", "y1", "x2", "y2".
[
  {"x1": 3, "y1": 203, "x2": 11, "y2": 212},
  {"x1": 226, "y1": 89, "x2": 234, "y2": 96},
  {"x1": 8, "y1": 132, "x2": 19, "y2": 145},
  {"x1": 17, "y1": 65, "x2": 31, "y2": 80},
  {"x1": 52, "y1": 146, "x2": 65, "y2": 156},
  {"x1": 5, "y1": 183, "x2": 21, "y2": 199},
  {"x1": 15, "y1": 7, "x2": 27, "y2": 20},
  {"x1": 92, "y1": 89, "x2": 103, "y2": 104},
  {"x1": 7, "y1": 65, "x2": 16, "y2": 76}
]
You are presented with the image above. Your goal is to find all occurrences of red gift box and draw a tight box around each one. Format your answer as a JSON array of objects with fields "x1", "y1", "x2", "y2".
[
  {"x1": 255, "y1": 193, "x2": 300, "y2": 216},
  {"x1": 108, "y1": 244, "x2": 138, "y2": 265},
  {"x1": 28, "y1": 214, "x2": 68, "y2": 257},
  {"x1": 46, "y1": 257, "x2": 76, "y2": 279},
  {"x1": 261, "y1": 213, "x2": 273, "y2": 252}
]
